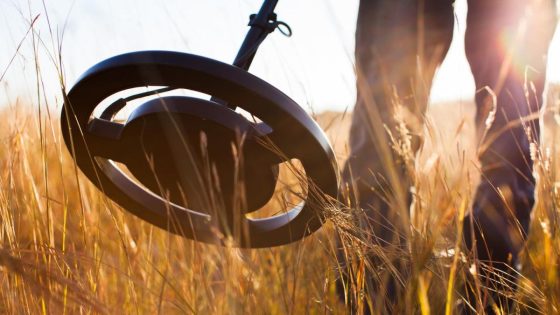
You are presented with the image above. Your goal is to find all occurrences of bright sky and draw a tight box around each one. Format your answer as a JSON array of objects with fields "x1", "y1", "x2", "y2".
[{"x1": 1, "y1": 0, "x2": 559, "y2": 112}]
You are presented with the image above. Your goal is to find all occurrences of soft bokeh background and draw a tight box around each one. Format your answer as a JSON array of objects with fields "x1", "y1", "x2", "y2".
[{"x1": 6, "y1": 0, "x2": 560, "y2": 112}]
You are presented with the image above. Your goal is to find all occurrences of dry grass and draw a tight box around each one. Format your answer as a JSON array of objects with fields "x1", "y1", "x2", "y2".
[
  {"x1": 0, "y1": 87, "x2": 558, "y2": 314},
  {"x1": 0, "y1": 105, "x2": 349, "y2": 314}
]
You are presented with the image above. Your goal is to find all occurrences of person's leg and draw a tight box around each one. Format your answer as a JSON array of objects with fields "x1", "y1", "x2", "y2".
[
  {"x1": 339, "y1": 0, "x2": 454, "y2": 312},
  {"x1": 463, "y1": 0, "x2": 557, "y2": 312}
]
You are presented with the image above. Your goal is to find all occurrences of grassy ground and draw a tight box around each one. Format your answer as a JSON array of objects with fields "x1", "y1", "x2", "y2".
[{"x1": 0, "y1": 84, "x2": 558, "y2": 314}]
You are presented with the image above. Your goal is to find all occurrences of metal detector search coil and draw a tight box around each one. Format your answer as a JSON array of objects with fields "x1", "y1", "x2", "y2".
[{"x1": 61, "y1": 0, "x2": 339, "y2": 248}]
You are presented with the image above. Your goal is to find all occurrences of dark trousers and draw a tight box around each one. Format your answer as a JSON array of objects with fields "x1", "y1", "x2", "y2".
[{"x1": 341, "y1": 0, "x2": 557, "y2": 312}]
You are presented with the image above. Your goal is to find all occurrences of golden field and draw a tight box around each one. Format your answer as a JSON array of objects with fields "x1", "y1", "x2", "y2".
[{"x1": 0, "y1": 83, "x2": 558, "y2": 314}]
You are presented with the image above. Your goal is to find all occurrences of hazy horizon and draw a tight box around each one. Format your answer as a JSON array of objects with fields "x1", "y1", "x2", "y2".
[{"x1": 1, "y1": 0, "x2": 559, "y2": 112}]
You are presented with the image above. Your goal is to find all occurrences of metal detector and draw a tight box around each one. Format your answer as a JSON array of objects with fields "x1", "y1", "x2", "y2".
[{"x1": 61, "y1": 0, "x2": 339, "y2": 248}]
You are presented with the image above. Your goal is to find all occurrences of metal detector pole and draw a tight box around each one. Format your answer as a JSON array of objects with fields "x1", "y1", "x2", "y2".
[
  {"x1": 211, "y1": 0, "x2": 285, "y2": 108},
  {"x1": 233, "y1": 0, "x2": 279, "y2": 71},
  {"x1": 100, "y1": 0, "x2": 285, "y2": 118}
]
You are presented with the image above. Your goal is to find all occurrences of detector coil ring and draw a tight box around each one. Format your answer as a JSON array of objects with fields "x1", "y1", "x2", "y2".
[{"x1": 61, "y1": 50, "x2": 338, "y2": 248}]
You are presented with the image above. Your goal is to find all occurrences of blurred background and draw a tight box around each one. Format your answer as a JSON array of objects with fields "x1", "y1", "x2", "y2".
[{"x1": 5, "y1": 0, "x2": 559, "y2": 113}]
